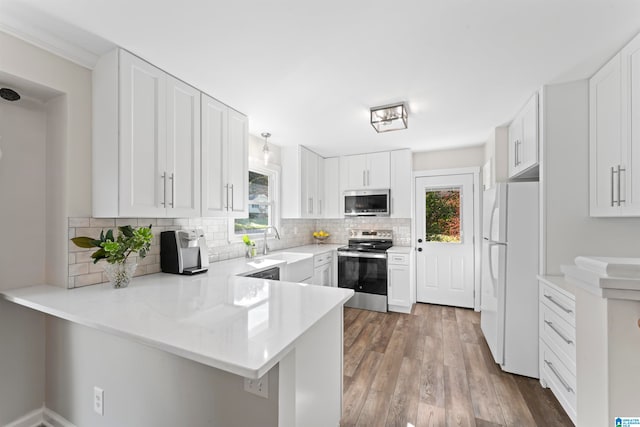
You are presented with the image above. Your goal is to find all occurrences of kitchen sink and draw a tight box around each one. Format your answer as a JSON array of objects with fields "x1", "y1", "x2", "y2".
[
  {"x1": 257, "y1": 252, "x2": 313, "y2": 282},
  {"x1": 246, "y1": 258, "x2": 283, "y2": 269},
  {"x1": 258, "y1": 252, "x2": 312, "y2": 263}
]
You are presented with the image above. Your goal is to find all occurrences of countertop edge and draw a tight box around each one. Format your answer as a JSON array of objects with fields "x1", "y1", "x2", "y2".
[{"x1": 1, "y1": 281, "x2": 355, "y2": 379}]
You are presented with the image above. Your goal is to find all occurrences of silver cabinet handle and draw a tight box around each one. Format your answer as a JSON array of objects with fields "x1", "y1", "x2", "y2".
[
  {"x1": 319, "y1": 200, "x2": 322, "y2": 215},
  {"x1": 362, "y1": 170, "x2": 366, "y2": 187},
  {"x1": 611, "y1": 166, "x2": 616, "y2": 207},
  {"x1": 224, "y1": 184, "x2": 229, "y2": 210},
  {"x1": 367, "y1": 170, "x2": 370, "y2": 186},
  {"x1": 543, "y1": 294, "x2": 573, "y2": 314},
  {"x1": 161, "y1": 173, "x2": 167, "y2": 206},
  {"x1": 618, "y1": 164, "x2": 626, "y2": 205},
  {"x1": 230, "y1": 184, "x2": 234, "y2": 210},
  {"x1": 544, "y1": 360, "x2": 574, "y2": 394},
  {"x1": 544, "y1": 320, "x2": 573, "y2": 344},
  {"x1": 308, "y1": 197, "x2": 313, "y2": 214},
  {"x1": 169, "y1": 173, "x2": 175, "y2": 208}
]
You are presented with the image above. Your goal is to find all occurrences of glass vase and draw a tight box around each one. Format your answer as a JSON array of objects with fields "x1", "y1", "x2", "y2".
[{"x1": 103, "y1": 262, "x2": 137, "y2": 289}]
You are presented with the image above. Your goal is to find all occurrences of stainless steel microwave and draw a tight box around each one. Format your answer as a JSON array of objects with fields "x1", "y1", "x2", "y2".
[{"x1": 344, "y1": 189, "x2": 390, "y2": 216}]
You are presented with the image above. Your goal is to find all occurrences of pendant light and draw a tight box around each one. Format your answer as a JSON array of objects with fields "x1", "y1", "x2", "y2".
[{"x1": 261, "y1": 132, "x2": 271, "y2": 165}]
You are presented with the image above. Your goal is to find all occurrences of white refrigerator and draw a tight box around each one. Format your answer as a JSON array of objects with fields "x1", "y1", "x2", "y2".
[{"x1": 480, "y1": 181, "x2": 539, "y2": 378}]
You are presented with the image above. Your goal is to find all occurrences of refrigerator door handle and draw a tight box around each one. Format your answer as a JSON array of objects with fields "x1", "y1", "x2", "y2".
[{"x1": 486, "y1": 242, "x2": 505, "y2": 281}]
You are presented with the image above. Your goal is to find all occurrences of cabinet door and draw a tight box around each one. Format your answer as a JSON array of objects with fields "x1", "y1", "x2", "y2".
[
  {"x1": 366, "y1": 151, "x2": 391, "y2": 188},
  {"x1": 316, "y1": 155, "x2": 325, "y2": 217},
  {"x1": 227, "y1": 108, "x2": 249, "y2": 217},
  {"x1": 166, "y1": 76, "x2": 200, "y2": 217},
  {"x1": 388, "y1": 264, "x2": 410, "y2": 307},
  {"x1": 119, "y1": 51, "x2": 167, "y2": 217},
  {"x1": 622, "y1": 35, "x2": 640, "y2": 215},
  {"x1": 323, "y1": 157, "x2": 341, "y2": 218},
  {"x1": 300, "y1": 147, "x2": 317, "y2": 217},
  {"x1": 313, "y1": 263, "x2": 332, "y2": 286},
  {"x1": 508, "y1": 116, "x2": 521, "y2": 178},
  {"x1": 390, "y1": 149, "x2": 411, "y2": 218},
  {"x1": 201, "y1": 94, "x2": 228, "y2": 217},
  {"x1": 590, "y1": 54, "x2": 622, "y2": 216},
  {"x1": 344, "y1": 154, "x2": 368, "y2": 189},
  {"x1": 520, "y1": 93, "x2": 539, "y2": 172}
]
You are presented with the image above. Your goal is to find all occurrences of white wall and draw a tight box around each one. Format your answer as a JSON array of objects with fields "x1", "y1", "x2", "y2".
[
  {"x1": 46, "y1": 95, "x2": 69, "y2": 287},
  {"x1": 0, "y1": 30, "x2": 92, "y2": 218},
  {"x1": 483, "y1": 126, "x2": 509, "y2": 187},
  {"x1": 0, "y1": 300, "x2": 45, "y2": 425},
  {"x1": 412, "y1": 145, "x2": 485, "y2": 171},
  {"x1": 0, "y1": 99, "x2": 47, "y2": 289}
]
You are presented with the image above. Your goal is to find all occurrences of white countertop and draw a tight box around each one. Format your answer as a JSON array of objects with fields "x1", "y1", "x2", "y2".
[
  {"x1": 537, "y1": 275, "x2": 576, "y2": 296},
  {"x1": 0, "y1": 245, "x2": 353, "y2": 379},
  {"x1": 387, "y1": 246, "x2": 412, "y2": 253}
]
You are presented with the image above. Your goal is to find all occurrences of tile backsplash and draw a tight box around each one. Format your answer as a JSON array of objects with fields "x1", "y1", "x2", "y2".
[{"x1": 68, "y1": 216, "x2": 411, "y2": 288}]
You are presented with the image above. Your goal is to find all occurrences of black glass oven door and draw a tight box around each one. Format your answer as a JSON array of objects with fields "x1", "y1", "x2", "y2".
[{"x1": 338, "y1": 252, "x2": 387, "y2": 295}]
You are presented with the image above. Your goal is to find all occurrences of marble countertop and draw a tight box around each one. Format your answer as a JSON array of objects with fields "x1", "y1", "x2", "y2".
[{"x1": 0, "y1": 245, "x2": 353, "y2": 379}]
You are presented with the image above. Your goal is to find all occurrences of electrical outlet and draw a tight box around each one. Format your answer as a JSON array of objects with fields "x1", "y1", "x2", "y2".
[
  {"x1": 244, "y1": 374, "x2": 269, "y2": 398},
  {"x1": 93, "y1": 386, "x2": 104, "y2": 415}
]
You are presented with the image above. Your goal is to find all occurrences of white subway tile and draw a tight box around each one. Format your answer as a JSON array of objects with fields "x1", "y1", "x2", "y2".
[{"x1": 69, "y1": 263, "x2": 89, "y2": 276}]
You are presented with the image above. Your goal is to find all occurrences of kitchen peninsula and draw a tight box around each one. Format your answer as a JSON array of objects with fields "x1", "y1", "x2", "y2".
[{"x1": 0, "y1": 255, "x2": 353, "y2": 427}]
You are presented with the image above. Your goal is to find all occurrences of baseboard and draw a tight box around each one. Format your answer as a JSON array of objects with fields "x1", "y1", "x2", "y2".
[
  {"x1": 3, "y1": 407, "x2": 42, "y2": 427},
  {"x1": 3, "y1": 406, "x2": 75, "y2": 427},
  {"x1": 42, "y1": 408, "x2": 75, "y2": 427}
]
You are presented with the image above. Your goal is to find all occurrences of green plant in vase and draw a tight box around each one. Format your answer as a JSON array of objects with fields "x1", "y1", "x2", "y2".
[
  {"x1": 71, "y1": 225, "x2": 153, "y2": 288},
  {"x1": 242, "y1": 234, "x2": 256, "y2": 258}
]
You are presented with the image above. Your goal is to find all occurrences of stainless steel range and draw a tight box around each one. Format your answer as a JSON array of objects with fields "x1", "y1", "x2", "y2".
[{"x1": 337, "y1": 229, "x2": 393, "y2": 312}]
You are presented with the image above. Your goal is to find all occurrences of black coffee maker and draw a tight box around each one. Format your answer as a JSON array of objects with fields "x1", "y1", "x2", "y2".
[{"x1": 160, "y1": 229, "x2": 209, "y2": 275}]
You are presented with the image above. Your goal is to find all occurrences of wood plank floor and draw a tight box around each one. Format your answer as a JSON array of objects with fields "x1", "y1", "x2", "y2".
[{"x1": 341, "y1": 304, "x2": 573, "y2": 427}]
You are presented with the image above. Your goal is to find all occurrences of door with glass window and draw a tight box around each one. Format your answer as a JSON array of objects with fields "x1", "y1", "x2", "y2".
[{"x1": 415, "y1": 173, "x2": 475, "y2": 307}]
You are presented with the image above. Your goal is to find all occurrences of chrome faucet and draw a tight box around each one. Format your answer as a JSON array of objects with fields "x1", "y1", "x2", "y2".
[{"x1": 262, "y1": 226, "x2": 281, "y2": 255}]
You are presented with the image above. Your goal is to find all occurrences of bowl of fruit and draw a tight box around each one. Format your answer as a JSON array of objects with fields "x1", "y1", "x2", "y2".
[{"x1": 312, "y1": 230, "x2": 330, "y2": 242}]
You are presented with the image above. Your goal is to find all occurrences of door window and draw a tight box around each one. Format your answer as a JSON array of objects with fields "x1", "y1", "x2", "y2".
[{"x1": 424, "y1": 187, "x2": 462, "y2": 243}]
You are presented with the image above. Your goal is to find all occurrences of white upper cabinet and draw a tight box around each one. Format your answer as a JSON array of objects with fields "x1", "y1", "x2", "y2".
[
  {"x1": 590, "y1": 31, "x2": 640, "y2": 217},
  {"x1": 93, "y1": 49, "x2": 200, "y2": 218},
  {"x1": 227, "y1": 108, "x2": 249, "y2": 216},
  {"x1": 590, "y1": 54, "x2": 622, "y2": 216},
  {"x1": 201, "y1": 94, "x2": 248, "y2": 218},
  {"x1": 623, "y1": 34, "x2": 640, "y2": 215},
  {"x1": 166, "y1": 76, "x2": 201, "y2": 217},
  {"x1": 390, "y1": 149, "x2": 412, "y2": 218},
  {"x1": 508, "y1": 93, "x2": 539, "y2": 179},
  {"x1": 281, "y1": 145, "x2": 325, "y2": 218},
  {"x1": 323, "y1": 157, "x2": 342, "y2": 218},
  {"x1": 341, "y1": 151, "x2": 390, "y2": 190}
]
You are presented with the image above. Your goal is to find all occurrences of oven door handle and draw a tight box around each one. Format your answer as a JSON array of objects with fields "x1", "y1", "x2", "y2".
[{"x1": 337, "y1": 251, "x2": 387, "y2": 259}]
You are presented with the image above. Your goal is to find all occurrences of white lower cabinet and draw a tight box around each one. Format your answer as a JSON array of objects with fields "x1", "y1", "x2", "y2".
[
  {"x1": 538, "y1": 278, "x2": 576, "y2": 424},
  {"x1": 312, "y1": 251, "x2": 333, "y2": 286},
  {"x1": 387, "y1": 249, "x2": 413, "y2": 313}
]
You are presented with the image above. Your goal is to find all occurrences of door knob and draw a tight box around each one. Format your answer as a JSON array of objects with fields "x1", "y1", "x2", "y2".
[{"x1": 417, "y1": 248, "x2": 423, "y2": 252}]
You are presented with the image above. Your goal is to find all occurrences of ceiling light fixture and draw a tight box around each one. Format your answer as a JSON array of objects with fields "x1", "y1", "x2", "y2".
[
  {"x1": 261, "y1": 132, "x2": 271, "y2": 165},
  {"x1": 370, "y1": 102, "x2": 408, "y2": 133}
]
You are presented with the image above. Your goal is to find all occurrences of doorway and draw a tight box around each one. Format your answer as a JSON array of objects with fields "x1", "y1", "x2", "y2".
[{"x1": 414, "y1": 169, "x2": 480, "y2": 309}]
